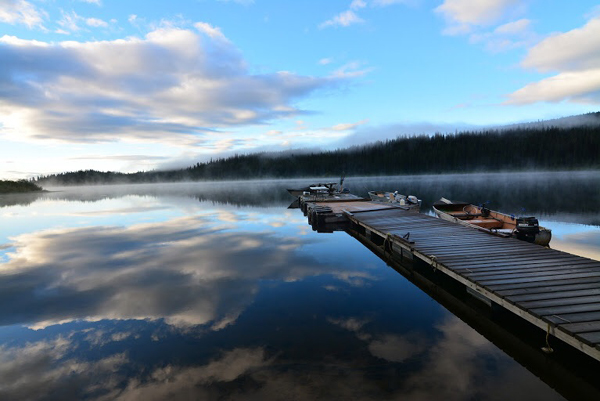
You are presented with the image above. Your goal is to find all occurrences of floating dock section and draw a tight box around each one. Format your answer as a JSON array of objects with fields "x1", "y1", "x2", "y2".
[{"x1": 304, "y1": 199, "x2": 600, "y2": 363}]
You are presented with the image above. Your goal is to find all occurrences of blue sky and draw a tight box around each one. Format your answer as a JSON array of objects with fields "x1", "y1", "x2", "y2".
[{"x1": 1, "y1": 0, "x2": 599, "y2": 179}]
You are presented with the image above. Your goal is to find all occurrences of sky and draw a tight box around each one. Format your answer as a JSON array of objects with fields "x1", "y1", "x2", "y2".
[{"x1": 1, "y1": 0, "x2": 599, "y2": 179}]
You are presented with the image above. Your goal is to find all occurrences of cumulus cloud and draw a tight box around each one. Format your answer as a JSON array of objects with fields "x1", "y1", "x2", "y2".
[
  {"x1": 469, "y1": 18, "x2": 537, "y2": 52},
  {"x1": 320, "y1": 0, "x2": 411, "y2": 29},
  {"x1": 320, "y1": 10, "x2": 364, "y2": 28},
  {"x1": 507, "y1": 15, "x2": 600, "y2": 104},
  {"x1": 521, "y1": 16, "x2": 600, "y2": 73},
  {"x1": 434, "y1": 0, "x2": 536, "y2": 53},
  {"x1": 0, "y1": 0, "x2": 46, "y2": 29},
  {"x1": 86, "y1": 17, "x2": 108, "y2": 28},
  {"x1": 331, "y1": 60, "x2": 374, "y2": 78},
  {"x1": 330, "y1": 119, "x2": 369, "y2": 131},
  {"x1": 435, "y1": 0, "x2": 520, "y2": 35},
  {"x1": 0, "y1": 24, "x2": 338, "y2": 146}
]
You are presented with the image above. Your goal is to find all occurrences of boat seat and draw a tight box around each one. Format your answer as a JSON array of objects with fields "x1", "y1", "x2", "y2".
[
  {"x1": 469, "y1": 219, "x2": 504, "y2": 229},
  {"x1": 448, "y1": 212, "x2": 482, "y2": 218}
]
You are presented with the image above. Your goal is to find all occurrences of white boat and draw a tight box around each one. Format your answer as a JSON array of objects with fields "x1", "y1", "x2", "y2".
[
  {"x1": 432, "y1": 198, "x2": 551, "y2": 246},
  {"x1": 368, "y1": 191, "x2": 421, "y2": 211}
]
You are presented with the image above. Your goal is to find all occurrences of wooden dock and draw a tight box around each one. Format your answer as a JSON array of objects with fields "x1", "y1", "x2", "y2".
[{"x1": 303, "y1": 197, "x2": 600, "y2": 362}]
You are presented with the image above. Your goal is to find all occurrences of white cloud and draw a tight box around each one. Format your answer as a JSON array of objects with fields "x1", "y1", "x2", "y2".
[
  {"x1": 507, "y1": 15, "x2": 600, "y2": 104},
  {"x1": 0, "y1": 25, "x2": 340, "y2": 145},
  {"x1": 435, "y1": 0, "x2": 519, "y2": 35},
  {"x1": 506, "y1": 69, "x2": 600, "y2": 105},
  {"x1": 470, "y1": 18, "x2": 536, "y2": 53},
  {"x1": 320, "y1": 0, "x2": 412, "y2": 29},
  {"x1": 319, "y1": 57, "x2": 333, "y2": 65},
  {"x1": 350, "y1": 0, "x2": 367, "y2": 9},
  {"x1": 56, "y1": 10, "x2": 84, "y2": 32},
  {"x1": 0, "y1": 0, "x2": 46, "y2": 29},
  {"x1": 86, "y1": 17, "x2": 108, "y2": 28},
  {"x1": 331, "y1": 61, "x2": 374, "y2": 78},
  {"x1": 521, "y1": 16, "x2": 600, "y2": 73},
  {"x1": 494, "y1": 18, "x2": 530, "y2": 35},
  {"x1": 320, "y1": 10, "x2": 364, "y2": 28},
  {"x1": 330, "y1": 119, "x2": 369, "y2": 131},
  {"x1": 373, "y1": 0, "x2": 413, "y2": 6},
  {"x1": 79, "y1": 0, "x2": 102, "y2": 5}
]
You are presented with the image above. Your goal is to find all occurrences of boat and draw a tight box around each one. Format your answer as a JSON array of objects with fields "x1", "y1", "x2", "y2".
[
  {"x1": 286, "y1": 182, "x2": 340, "y2": 197},
  {"x1": 368, "y1": 191, "x2": 422, "y2": 211},
  {"x1": 432, "y1": 198, "x2": 552, "y2": 246}
]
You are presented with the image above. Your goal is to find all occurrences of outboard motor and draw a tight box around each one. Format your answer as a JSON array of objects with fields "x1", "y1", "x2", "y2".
[{"x1": 515, "y1": 217, "x2": 540, "y2": 242}]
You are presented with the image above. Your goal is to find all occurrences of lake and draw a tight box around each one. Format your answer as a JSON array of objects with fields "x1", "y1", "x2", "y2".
[{"x1": 0, "y1": 171, "x2": 598, "y2": 400}]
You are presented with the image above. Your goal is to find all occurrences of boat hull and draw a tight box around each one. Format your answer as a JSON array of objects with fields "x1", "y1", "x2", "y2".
[
  {"x1": 433, "y1": 200, "x2": 551, "y2": 246},
  {"x1": 368, "y1": 191, "x2": 421, "y2": 211}
]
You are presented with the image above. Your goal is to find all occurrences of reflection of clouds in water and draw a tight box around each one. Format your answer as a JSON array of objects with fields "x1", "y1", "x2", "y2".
[
  {"x1": 403, "y1": 315, "x2": 495, "y2": 398},
  {"x1": 0, "y1": 336, "x2": 266, "y2": 401},
  {"x1": 0, "y1": 337, "x2": 128, "y2": 400},
  {"x1": 0, "y1": 214, "x2": 372, "y2": 330},
  {"x1": 551, "y1": 229, "x2": 600, "y2": 261},
  {"x1": 64, "y1": 205, "x2": 170, "y2": 217},
  {"x1": 0, "y1": 316, "x2": 564, "y2": 400},
  {"x1": 325, "y1": 315, "x2": 563, "y2": 400},
  {"x1": 113, "y1": 348, "x2": 270, "y2": 401},
  {"x1": 368, "y1": 334, "x2": 428, "y2": 363},
  {"x1": 402, "y1": 315, "x2": 563, "y2": 401},
  {"x1": 328, "y1": 317, "x2": 428, "y2": 362}
]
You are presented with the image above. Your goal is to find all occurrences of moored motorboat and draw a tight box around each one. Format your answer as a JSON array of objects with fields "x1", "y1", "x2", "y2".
[
  {"x1": 286, "y1": 182, "x2": 340, "y2": 197},
  {"x1": 432, "y1": 198, "x2": 551, "y2": 246},
  {"x1": 368, "y1": 191, "x2": 422, "y2": 211}
]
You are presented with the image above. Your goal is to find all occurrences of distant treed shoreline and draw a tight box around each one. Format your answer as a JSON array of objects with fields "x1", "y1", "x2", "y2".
[
  {"x1": 0, "y1": 180, "x2": 44, "y2": 194},
  {"x1": 34, "y1": 121, "x2": 599, "y2": 187}
]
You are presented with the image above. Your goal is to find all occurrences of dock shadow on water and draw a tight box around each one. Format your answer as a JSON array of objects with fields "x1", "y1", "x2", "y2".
[{"x1": 0, "y1": 171, "x2": 598, "y2": 400}]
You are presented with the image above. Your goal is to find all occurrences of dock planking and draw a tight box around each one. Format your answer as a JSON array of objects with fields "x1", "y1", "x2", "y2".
[{"x1": 337, "y1": 203, "x2": 600, "y2": 362}]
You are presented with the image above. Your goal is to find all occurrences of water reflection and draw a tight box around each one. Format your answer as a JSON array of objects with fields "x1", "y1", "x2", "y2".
[
  {"x1": 0, "y1": 173, "x2": 593, "y2": 400},
  {"x1": 2, "y1": 171, "x2": 597, "y2": 224},
  {"x1": 1, "y1": 213, "x2": 372, "y2": 329}
]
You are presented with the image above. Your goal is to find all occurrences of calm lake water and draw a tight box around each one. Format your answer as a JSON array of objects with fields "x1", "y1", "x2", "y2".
[{"x1": 0, "y1": 171, "x2": 598, "y2": 400}]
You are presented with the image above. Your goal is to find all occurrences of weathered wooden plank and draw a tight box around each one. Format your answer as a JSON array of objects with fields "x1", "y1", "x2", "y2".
[
  {"x1": 447, "y1": 251, "x2": 592, "y2": 264},
  {"x1": 467, "y1": 266, "x2": 600, "y2": 283},
  {"x1": 488, "y1": 276, "x2": 600, "y2": 292},
  {"x1": 559, "y1": 321, "x2": 600, "y2": 334},
  {"x1": 507, "y1": 288, "x2": 600, "y2": 303},
  {"x1": 479, "y1": 271, "x2": 600, "y2": 286},
  {"x1": 497, "y1": 281, "x2": 600, "y2": 297},
  {"x1": 463, "y1": 264, "x2": 600, "y2": 279},
  {"x1": 532, "y1": 303, "x2": 600, "y2": 317},
  {"x1": 519, "y1": 295, "x2": 600, "y2": 309},
  {"x1": 545, "y1": 311, "x2": 600, "y2": 324},
  {"x1": 578, "y1": 332, "x2": 600, "y2": 345},
  {"x1": 453, "y1": 259, "x2": 599, "y2": 272},
  {"x1": 348, "y1": 207, "x2": 600, "y2": 361}
]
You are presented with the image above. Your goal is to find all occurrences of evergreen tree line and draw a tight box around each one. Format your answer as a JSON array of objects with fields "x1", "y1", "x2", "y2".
[
  {"x1": 0, "y1": 180, "x2": 43, "y2": 194},
  {"x1": 35, "y1": 125, "x2": 599, "y2": 186}
]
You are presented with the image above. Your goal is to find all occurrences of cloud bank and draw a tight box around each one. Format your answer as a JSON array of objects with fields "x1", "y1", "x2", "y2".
[
  {"x1": 507, "y1": 15, "x2": 600, "y2": 104},
  {"x1": 0, "y1": 23, "x2": 336, "y2": 145}
]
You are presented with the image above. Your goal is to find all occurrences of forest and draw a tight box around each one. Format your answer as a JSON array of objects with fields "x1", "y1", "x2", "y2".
[
  {"x1": 0, "y1": 180, "x2": 43, "y2": 194},
  {"x1": 34, "y1": 122, "x2": 600, "y2": 186}
]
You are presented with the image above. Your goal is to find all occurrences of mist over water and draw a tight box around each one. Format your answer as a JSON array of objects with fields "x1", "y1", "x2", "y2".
[{"x1": 0, "y1": 171, "x2": 597, "y2": 400}]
